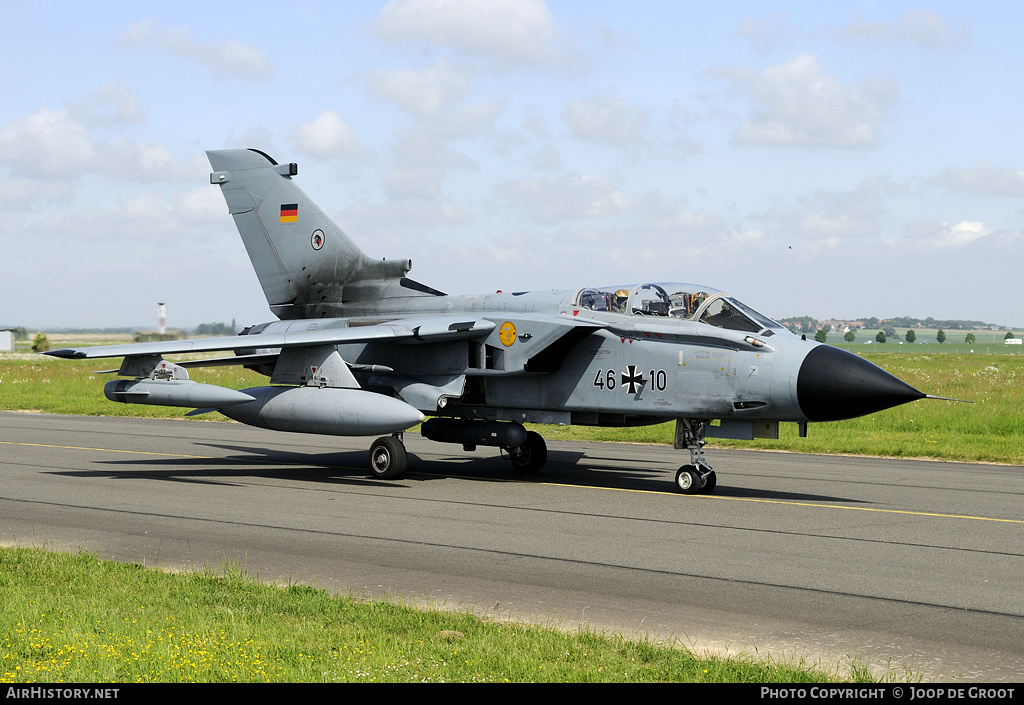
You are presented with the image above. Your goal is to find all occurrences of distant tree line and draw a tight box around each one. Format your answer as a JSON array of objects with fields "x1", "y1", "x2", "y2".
[
  {"x1": 192, "y1": 320, "x2": 237, "y2": 336},
  {"x1": 779, "y1": 315, "x2": 996, "y2": 333},
  {"x1": 877, "y1": 316, "x2": 989, "y2": 331}
]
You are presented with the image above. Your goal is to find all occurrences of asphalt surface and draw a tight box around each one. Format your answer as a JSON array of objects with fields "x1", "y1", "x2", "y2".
[{"x1": 2, "y1": 411, "x2": 1022, "y2": 682}]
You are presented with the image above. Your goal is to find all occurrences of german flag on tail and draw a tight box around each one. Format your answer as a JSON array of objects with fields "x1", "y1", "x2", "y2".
[{"x1": 279, "y1": 203, "x2": 298, "y2": 223}]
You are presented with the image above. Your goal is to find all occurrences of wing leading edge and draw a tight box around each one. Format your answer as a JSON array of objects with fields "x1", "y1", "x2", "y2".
[{"x1": 44, "y1": 316, "x2": 499, "y2": 362}]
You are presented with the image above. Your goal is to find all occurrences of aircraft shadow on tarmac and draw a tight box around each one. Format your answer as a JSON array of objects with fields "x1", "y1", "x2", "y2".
[
  {"x1": 49, "y1": 446, "x2": 404, "y2": 489},
  {"x1": 48, "y1": 441, "x2": 866, "y2": 504}
]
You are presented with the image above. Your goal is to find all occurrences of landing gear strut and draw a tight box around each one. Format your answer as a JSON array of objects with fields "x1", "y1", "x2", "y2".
[
  {"x1": 674, "y1": 419, "x2": 716, "y2": 495},
  {"x1": 369, "y1": 433, "x2": 408, "y2": 480}
]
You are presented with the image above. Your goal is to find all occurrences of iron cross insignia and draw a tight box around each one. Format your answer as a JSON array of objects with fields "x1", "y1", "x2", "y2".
[{"x1": 622, "y1": 365, "x2": 644, "y2": 394}]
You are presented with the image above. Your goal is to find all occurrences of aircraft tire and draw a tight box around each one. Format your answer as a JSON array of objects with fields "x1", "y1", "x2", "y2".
[
  {"x1": 674, "y1": 466, "x2": 702, "y2": 495},
  {"x1": 509, "y1": 431, "x2": 547, "y2": 473},
  {"x1": 698, "y1": 470, "x2": 717, "y2": 494},
  {"x1": 369, "y1": 436, "x2": 407, "y2": 480}
]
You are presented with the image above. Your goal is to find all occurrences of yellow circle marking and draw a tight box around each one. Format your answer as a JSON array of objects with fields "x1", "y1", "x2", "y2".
[{"x1": 499, "y1": 321, "x2": 517, "y2": 347}]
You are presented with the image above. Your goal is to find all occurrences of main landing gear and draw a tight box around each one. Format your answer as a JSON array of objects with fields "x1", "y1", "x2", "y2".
[
  {"x1": 673, "y1": 418, "x2": 716, "y2": 495},
  {"x1": 369, "y1": 433, "x2": 408, "y2": 480},
  {"x1": 506, "y1": 431, "x2": 547, "y2": 474},
  {"x1": 368, "y1": 422, "x2": 550, "y2": 480},
  {"x1": 420, "y1": 418, "x2": 548, "y2": 475}
]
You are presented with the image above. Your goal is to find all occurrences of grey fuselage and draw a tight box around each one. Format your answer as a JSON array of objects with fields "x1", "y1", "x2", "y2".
[{"x1": 241, "y1": 283, "x2": 808, "y2": 428}]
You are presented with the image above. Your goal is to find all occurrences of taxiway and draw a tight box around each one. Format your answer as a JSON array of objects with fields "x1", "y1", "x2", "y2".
[{"x1": 2, "y1": 411, "x2": 1021, "y2": 681}]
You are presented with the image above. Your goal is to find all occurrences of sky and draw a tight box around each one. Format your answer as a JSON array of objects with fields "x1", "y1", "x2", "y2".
[{"x1": 2, "y1": 1, "x2": 1022, "y2": 330}]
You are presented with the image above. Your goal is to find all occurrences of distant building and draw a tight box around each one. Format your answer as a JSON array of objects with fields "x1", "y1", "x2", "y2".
[
  {"x1": 134, "y1": 329, "x2": 186, "y2": 343},
  {"x1": 0, "y1": 330, "x2": 13, "y2": 353},
  {"x1": 1005, "y1": 338, "x2": 1022, "y2": 345}
]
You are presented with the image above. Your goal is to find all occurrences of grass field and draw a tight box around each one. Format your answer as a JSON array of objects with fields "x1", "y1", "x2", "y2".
[
  {"x1": 2, "y1": 349, "x2": 1021, "y2": 465},
  {"x1": 0, "y1": 547, "x2": 886, "y2": 683}
]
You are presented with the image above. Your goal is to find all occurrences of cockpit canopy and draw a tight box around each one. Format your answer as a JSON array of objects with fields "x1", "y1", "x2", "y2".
[{"x1": 575, "y1": 283, "x2": 784, "y2": 334}]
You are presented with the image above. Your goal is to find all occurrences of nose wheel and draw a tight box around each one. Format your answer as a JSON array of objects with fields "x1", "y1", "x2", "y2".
[
  {"x1": 675, "y1": 465, "x2": 716, "y2": 495},
  {"x1": 673, "y1": 419, "x2": 717, "y2": 494}
]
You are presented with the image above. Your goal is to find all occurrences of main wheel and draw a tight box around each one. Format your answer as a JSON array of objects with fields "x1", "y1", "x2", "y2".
[
  {"x1": 674, "y1": 465, "x2": 702, "y2": 495},
  {"x1": 369, "y1": 436, "x2": 407, "y2": 480},
  {"x1": 509, "y1": 431, "x2": 547, "y2": 473}
]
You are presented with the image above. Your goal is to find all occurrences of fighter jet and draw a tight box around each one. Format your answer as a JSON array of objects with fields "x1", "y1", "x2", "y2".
[{"x1": 47, "y1": 149, "x2": 936, "y2": 494}]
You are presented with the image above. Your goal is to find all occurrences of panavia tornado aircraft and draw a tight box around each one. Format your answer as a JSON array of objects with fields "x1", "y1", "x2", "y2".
[{"x1": 48, "y1": 148, "x2": 940, "y2": 494}]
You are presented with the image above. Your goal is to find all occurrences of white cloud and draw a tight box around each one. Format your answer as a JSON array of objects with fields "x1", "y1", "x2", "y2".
[
  {"x1": 339, "y1": 198, "x2": 474, "y2": 238},
  {"x1": 529, "y1": 145, "x2": 563, "y2": 172},
  {"x1": 634, "y1": 207, "x2": 737, "y2": 242},
  {"x1": 380, "y1": 165, "x2": 448, "y2": 200},
  {"x1": 562, "y1": 97, "x2": 651, "y2": 152},
  {"x1": 733, "y1": 13, "x2": 794, "y2": 53},
  {"x1": 929, "y1": 163, "x2": 1024, "y2": 198},
  {"x1": 903, "y1": 218, "x2": 994, "y2": 248},
  {"x1": 115, "y1": 19, "x2": 273, "y2": 80},
  {"x1": 0, "y1": 107, "x2": 194, "y2": 183},
  {"x1": 498, "y1": 171, "x2": 633, "y2": 223},
  {"x1": 434, "y1": 102, "x2": 505, "y2": 139},
  {"x1": 169, "y1": 186, "x2": 227, "y2": 225},
  {"x1": 0, "y1": 108, "x2": 97, "y2": 179},
  {"x1": 592, "y1": 20, "x2": 639, "y2": 52},
  {"x1": 522, "y1": 113, "x2": 553, "y2": 138},
  {"x1": 357, "y1": 58, "x2": 502, "y2": 198},
  {"x1": 111, "y1": 140, "x2": 189, "y2": 180},
  {"x1": 375, "y1": 116, "x2": 496, "y2": 201},
  {"x1": 0, "y1": 177, "x2": 74, "y2": 209},
  {"x1": 715, "y1": 54, "x2": 898, "y2": 149},
  {"x1": 292, "y1": 111, "x2": 368, "y2": 161},
  {"x1": 22, "y1": 189, "x2": 223, "y2": 246},
  {"x1": 833, "y1": 10, "x2": 971, "y2": 50},
  {"x1": 372, "y1": 0, "x2": 582, "y2": 67},
  {"x1": 69, "y1": 81, "x2": 147, "y2": 126},
  {"x1": 391, "y1": 125, "x2": 479, "y2": 169},
  {"x1": 364, "y1": 60, "x2": 473, "y2": 117},
  {"x1": 752, "y1": 176, "x2": 896, "y2": 251},
  {"x1": 736, "y1": 10, "x2": 970, "y2": 52}
]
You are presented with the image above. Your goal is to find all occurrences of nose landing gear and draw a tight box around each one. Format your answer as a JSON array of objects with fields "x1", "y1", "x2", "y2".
[{"x1": 674, "y1": 419, "x2": 716, "y2": 495}]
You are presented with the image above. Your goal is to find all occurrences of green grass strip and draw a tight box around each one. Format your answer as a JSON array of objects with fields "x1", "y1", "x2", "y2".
[{"x1": 0, "y1": 546, "x2": 897, "y2": 683}]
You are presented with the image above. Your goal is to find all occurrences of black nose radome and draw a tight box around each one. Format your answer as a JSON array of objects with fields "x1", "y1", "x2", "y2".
[{"x1": 797, "y1": 345, "x2": 925, "y2": 422}]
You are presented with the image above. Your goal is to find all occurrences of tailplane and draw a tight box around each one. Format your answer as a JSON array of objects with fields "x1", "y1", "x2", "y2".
[{"x1": 207, "y1": 149, "x2": 439, "y2": 319}]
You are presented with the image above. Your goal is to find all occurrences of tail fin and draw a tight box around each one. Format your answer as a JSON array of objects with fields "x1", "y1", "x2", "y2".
[{"x1": 207, "y1": 149, "x2": 426, "y2": 319}]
